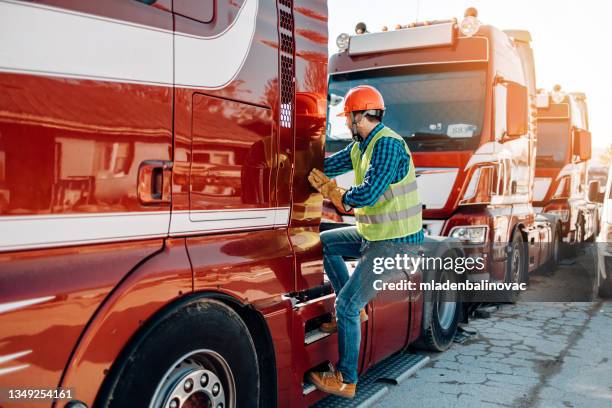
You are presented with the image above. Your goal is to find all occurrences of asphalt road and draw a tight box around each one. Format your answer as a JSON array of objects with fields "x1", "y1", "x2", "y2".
[{"x1": 378, "y1": 252, "x2": 612, "y2": 407}]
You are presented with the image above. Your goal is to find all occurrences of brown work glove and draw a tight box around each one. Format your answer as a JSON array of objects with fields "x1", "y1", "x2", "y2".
[
  {"x1": 308, "y1": 169, "x2": 348, "y2": 212},
  {"x1": 308, "y1": 168, "x2": 330, "y2": 191}
]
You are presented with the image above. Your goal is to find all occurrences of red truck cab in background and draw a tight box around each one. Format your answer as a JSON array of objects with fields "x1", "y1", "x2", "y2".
[
  {"x1": 534, "y1": 86, "x2": 599, "y2": 245},
  {"x1": 0, "y1": 1, "x2": 459, "y2": 407},
  {"x1": 325, "y1": 10, "x2": 560, "y2": 286}
]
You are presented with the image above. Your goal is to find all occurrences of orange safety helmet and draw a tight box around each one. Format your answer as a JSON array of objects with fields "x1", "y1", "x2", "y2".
[{"x1": 337, "y1": 85, "x2": 385, "y2": 117}]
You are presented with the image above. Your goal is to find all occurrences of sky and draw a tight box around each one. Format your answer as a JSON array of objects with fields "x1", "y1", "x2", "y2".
[{"x1": 328, "y1": 0, "x2": 612, "y2": 149}]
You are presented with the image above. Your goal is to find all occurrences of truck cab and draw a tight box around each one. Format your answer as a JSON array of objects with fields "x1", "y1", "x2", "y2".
[
  {"x1": 326, "y1": 9, "x2": 558, "y2": 286},
  {"x1": 596, "y1": 165, "x2": 612, "y2": 297},
  {"x1": 0, "y1": 1, "x2": 452, "y2": 407},
  {"x1": 534, "y1": 87, "x2": 599, "y2": 244}
]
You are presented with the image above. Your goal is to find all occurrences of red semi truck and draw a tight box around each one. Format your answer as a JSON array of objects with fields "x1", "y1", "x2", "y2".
[
  {"x1": 0, "y1": 1, "x2": 466, "y2": 407},
  {"x1": 534, "y1": 86, "x2": 599, "y2": 245},
  {"x1": 325, "y1": 9, "x2": 560, "y2": 286}
]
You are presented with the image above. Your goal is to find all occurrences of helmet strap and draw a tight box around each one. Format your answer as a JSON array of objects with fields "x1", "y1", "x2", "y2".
[{"x1": 350, "y1": 112, "x2": 362, "y2": 142}]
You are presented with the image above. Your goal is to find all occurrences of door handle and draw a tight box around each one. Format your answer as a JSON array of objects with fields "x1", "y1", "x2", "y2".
[{"x1": 138, "y1": 160, "x2": 173, "y2": 205}]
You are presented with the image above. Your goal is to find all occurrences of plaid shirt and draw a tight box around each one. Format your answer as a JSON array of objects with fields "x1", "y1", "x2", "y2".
[{"x1": 324, "y1": 123, "x2": 424, "y2": 244}]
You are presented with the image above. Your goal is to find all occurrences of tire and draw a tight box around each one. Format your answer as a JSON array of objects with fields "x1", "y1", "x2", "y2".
[
  {"x1": 417, "y1": 260, "x2": 460, "y2": 352},
  {"x1": 549, "y1": 226, "x2": 561, "y2": 268},
  {"x1": 96, "y1": 299, "x2": 259, "y2": 408},
  {"x1": 592, "y1": 212, "x2": 600, "y2": 240},
  {"x1": 505, "y1": 232, "x2": 526, "y2": 303}
]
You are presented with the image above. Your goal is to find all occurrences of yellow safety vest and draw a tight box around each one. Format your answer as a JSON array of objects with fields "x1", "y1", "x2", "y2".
[{"x1": 350, "y1": 126, "x2": 422, "y2": 241}]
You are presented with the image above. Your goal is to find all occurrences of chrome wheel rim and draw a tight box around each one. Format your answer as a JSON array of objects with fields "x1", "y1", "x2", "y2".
[
  {"x1": 437, "y1": 299, "x2": 457, "y2": 331},
  {"x1": 436, "y1": 269, "x2": 457, "y2": 331},
  {"x1": 511, "y1": 243, "x2": 521, "y2": 284},
  {"x1": 150, "y1": 349, "x2": 235, "y2": 408}
]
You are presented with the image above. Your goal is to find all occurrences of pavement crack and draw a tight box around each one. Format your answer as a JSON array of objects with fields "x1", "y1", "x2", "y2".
[{"x1": 512, "y1": 301, "x2": 603, "y2": 408}]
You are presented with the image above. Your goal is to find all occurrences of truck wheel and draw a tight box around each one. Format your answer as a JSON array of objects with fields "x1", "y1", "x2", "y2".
[
  {"x1": 549, "y1": 227, "x2": 561, "y2": 267},
  {"x1": 506, "y1": 232, "x2": 526, "y2": 303},
  {"x1": 96, "y1": 299, "x2": 259, "y2": 408},
  {"x1": 417, "y1": 264, "x2": 460, "y2": 352}
]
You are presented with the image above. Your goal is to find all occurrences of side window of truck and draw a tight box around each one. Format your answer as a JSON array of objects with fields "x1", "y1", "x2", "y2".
[
  {"x1": 174, "y1": 0, "x2": 214, "y2": 23},
  {"x1": 189, "y1": 95, "x2": 273, "y2": 210},
  {"x1": 554, "y1": 177, "x2": 571, "y2": 199}
]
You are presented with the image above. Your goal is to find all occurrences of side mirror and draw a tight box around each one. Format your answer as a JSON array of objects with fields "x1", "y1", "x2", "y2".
[
  {"x1": 573, "y1": 128, "x2": 591, "y2": 161},
  {"x1": 588, "y1": 180, "x2": 603, "y2": 203},
  {"x1": 329, "y1": 93, "x2": 344, "y2": 107},
  {"x1": 505, "y1": 82, "x2": 529, "y2": 138}
]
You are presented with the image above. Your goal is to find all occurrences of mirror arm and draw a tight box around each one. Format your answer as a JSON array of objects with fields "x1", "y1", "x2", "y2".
[{"x1": 494, "y1": 75, "x2": 510, "y2": 86}]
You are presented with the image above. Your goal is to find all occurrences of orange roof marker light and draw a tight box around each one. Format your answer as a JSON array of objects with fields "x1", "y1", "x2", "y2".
[
  {"x1": 355, "y1": 22, "x2": 368, "y2": 34},
  {"x1": 459, "y1": 7, "x2": 481, "y2": 37}
]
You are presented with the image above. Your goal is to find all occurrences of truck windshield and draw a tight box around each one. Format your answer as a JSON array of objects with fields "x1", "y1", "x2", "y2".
[
  {"x1": 327, "y1": 66, "x2": 486, "y2": 152},
  {"x1": 536, "y1": 120, "x2": 570, "y2": 167}
]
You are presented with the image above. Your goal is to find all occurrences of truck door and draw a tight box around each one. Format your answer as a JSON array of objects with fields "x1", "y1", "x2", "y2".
[
  {"x1": 169, "y1": 0, "x2": 296, "y2": 299},
  {"x1": 0, "y1": 0, "x2": 173, "y2": 399}
]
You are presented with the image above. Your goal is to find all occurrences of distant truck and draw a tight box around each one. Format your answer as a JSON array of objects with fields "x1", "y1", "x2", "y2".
[
  {"x1": 325, "y1": 8, "x2": 560, "y2": 289},
  {"x1": 534, "y1": 86, "x2": 599, "y2": 245},
  {"x1": 596, "y1": 165, "x2": 612, "y2": 297}
]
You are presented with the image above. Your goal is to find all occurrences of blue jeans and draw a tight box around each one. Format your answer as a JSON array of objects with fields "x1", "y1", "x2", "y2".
[{"x1": 320, "y1": 226, "x2": 418, "y2": 384}]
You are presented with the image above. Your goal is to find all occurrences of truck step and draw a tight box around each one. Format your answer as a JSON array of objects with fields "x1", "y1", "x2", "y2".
[
  {"x1": 307, "y1": 352, "x2": 430, "y2": 407},
  {"x1": 304, "y1": 328, "x2": 333, "y2": 345}
]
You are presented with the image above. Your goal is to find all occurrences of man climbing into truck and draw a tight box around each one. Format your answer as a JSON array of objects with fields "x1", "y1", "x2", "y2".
[{"x1": 307, "y1": 85, "x2": 424, "y2": 398}]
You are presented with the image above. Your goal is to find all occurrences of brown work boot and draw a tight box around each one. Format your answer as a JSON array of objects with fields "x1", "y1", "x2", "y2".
[
  {"x1": 320, "y1": 309, "x2": 368, "y2": 333},
  {"x1": 308, "y1": 366, "x2": 356, "y2": 399}
]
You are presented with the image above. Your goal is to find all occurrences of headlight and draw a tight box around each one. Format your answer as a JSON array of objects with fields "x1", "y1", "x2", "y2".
[
  {"x1": 551, "y1": 84, "x2": 565, "y2": 103},
  {"x1": 551, "y1": 91, "x2": 565, "y2": 104},
  {"x1": 459, "y1": 15, "x2": 480, "y2": 37},
  {"x1": 450, "y1": 226, "x2": 488, "y2": 244},
  {"x1": 336, "y1": 33, "x2": 350, "y2": 51}
]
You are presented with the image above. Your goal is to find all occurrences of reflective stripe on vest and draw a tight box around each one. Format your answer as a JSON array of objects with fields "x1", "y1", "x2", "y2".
[
  {"x1": 350, "y1": 126, "x2": 423, "y2": 241},
  {"x1": 355, "y1": 202, "x2": 422, "y2": 224},
  {"x1": 376, "y1": 179, "x2": 418, "y2": 204}
]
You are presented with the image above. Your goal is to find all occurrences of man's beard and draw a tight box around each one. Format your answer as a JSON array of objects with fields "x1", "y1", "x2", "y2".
[{"x1": 351, "y1": 116, "x2": 362, "y2": 142}]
